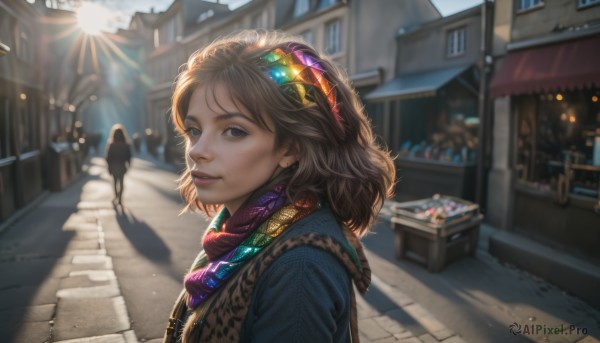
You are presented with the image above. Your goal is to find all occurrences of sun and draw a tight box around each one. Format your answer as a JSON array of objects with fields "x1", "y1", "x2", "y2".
[{"x1": 76, "y1": 2, "x2": 111, "y2": 35}]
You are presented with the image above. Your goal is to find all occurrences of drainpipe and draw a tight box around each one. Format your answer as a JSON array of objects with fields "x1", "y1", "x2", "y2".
[{"x1": 476, "y1": 0, "x2": 494, "y2": 210}]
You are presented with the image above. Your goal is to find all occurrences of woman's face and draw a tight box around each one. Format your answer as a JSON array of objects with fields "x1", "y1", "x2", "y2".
[{"x1": 184, "y1": 83, "x2": 292, "y2": 215}]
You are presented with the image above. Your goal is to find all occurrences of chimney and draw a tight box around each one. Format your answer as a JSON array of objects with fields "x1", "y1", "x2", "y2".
[{"x1": 150, "y1": 7, "x2": 155, "y2": 13}]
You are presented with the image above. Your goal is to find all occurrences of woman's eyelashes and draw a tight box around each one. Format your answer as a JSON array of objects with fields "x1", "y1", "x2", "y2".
[
  {"x1": 224, "y1": 126, "x2": 248, "y2": 138},
  {"x1": 184, "y1": 127, "x2": 202, "y2": 138},
  {"x1": 183, "y1": 125, "x2": 248, "y2": 140}
]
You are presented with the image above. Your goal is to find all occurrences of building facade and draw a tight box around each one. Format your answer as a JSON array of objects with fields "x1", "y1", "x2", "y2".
[
  {"x1": 366, "y1": 5, "x2": 489, "y2": 203},
  {"x1": 0, "y1": 0, "x2": 47, "y2": 223},
  {"x1": 487, "y1": 0, "x2": 600, "y2": 306},
  {"x1": 141, "y1": 0, "x2": 441, "y2": 167},
  {"x1": 0, "y1": 0, "x2": 152, "y2": 225}
]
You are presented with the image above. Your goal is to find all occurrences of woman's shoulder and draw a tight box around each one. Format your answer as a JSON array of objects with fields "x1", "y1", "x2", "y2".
[
  {"x1": 259, "y1": 207, "x2": 351, "y2": 281},
  {"x1": 282, "y1": 205, "x2": 346, "y2": 242}
]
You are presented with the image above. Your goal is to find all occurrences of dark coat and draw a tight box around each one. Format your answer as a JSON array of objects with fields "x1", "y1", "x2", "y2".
[
  {"x1": 105, "y1": 141, "x2": 131, "y2": 176},
  {"x1": 164, "y1": 207, "x2": 371, "y2": 343}
]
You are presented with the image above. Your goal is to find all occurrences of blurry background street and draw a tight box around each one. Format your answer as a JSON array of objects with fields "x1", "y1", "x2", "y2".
[
  {"x1": 0, "y1": 153, "x2": 598, "y2": 343},
  {"x1": 1, "y1": 0, "x2": 600, "y2": 342}
]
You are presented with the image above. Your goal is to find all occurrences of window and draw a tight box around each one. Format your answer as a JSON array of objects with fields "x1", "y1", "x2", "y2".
[
  {"x1": 158, "y1": 19, "x2": 176, "y2": 46},
  {"x1": 516, "y1": 89, "x2": 600, "y2": 199},
  {"x1": 325, "y1": 19, "x2": 341, "y2": 55},
  {"x1": 166, "y1": 20, "x2": 176, "y2": 44},
  {"x1": 518, "y1": 0, "x2": 542, "y2": 10},
  {"x1": 198, "y1": 9, "x2": 214, "y2": 23},
  {"x1": 252, "y1": 11, "x2": 266, "y2": 28},
  {"x1": 301, "y1": 30, "x2": 313, "y2": 45},
  {"x1": 446, "y1": 27, "x2": 466, "y2": 57},
  {"x1": 318, "y1": 0, "x2": 336, "y2": 9},
  {"x1": 18, "y1": 102, "x2": 33, "y2": 153},
  {"x1": 578, "y1": 0, "x2": 600, "y2": 8},
  {"x1": 0, "y1": 98, "x2": 11, "y2": 158},
  {"x1": 294, "y1": 0, "x2": 309, "y2": 17},
  {"x1": 17, "y1": 23, "x2": 30, "y2": 63}
]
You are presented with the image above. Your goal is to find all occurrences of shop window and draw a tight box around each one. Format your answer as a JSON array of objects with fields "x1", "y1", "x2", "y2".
[
  {"x1": 396, "y1": 83, "x2": 479, "y2": 165},
  {"x1": 325, "y1": 19, "x2": 341, "y2": 55},
  {"x1": 578, "y1": 0, "x2": 600, "y2": 8},
  {"x1": 517, "y1": 0, "x2": 543, "y2": 11},
  {"x1": 516, "y1": 89, "x2": 600, "y2": 200},
  {"x1": 446, "y1": 27, "x2": 466, "y2": 57},
  {"x1": 294, "y1": 0, "x2": 309, "y2": 17}
]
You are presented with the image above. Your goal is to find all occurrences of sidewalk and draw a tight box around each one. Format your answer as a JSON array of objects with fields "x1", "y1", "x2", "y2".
[
  {"x1": 369, "y1": 201, "x2": 600, "y2": 343},
  {"x1": 0, "y1": 155, "x2": 598, "y2": 343},
  {"x1": 0, "y1": 161, "x2": 138, "y2": 342}
]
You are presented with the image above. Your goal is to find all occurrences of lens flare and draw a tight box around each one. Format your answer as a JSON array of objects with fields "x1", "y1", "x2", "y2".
[{"x1": 76, "y1": 3, "x2": 111, "y2": 35}]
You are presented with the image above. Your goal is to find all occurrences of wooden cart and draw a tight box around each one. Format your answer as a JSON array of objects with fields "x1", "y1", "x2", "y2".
[{"x1": 390, "y1": 197, "x2": 483, "y2": 272}]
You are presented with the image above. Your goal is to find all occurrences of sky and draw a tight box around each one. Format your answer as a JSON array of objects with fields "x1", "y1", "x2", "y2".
[{"x1": 78, "y1": 0, "x2": 484, "y2": 33}]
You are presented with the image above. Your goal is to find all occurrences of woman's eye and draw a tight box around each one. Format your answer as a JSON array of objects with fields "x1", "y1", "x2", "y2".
[
  {"x1": 184, "y1": 127, "x2": 201, "y2": 138},
  {"x1": 224, "y1": 127, "x2": 248, "y2": 138}
]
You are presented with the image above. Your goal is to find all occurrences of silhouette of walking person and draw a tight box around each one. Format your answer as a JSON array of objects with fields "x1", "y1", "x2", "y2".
[{"x1": 105, "y1": 124, "x2": 132, "y2": 205}]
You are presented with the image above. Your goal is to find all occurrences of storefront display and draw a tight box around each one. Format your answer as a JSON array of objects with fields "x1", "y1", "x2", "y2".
[
  {"x1": 398, "y1": 114, "x2": 479, "y2": 164},
  {"x1": 515, "y1": 88, "x2": 600, "y2": 202},
  {"x1": 511, "y1": 88, "x2": 600, "y2": 261},
  {"x1": 395, "y1": 112, "x2": 479, "y2": 202}
]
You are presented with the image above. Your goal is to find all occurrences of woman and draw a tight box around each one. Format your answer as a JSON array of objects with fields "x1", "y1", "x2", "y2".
[
  {"x1": 164, "y1": 31, "x2": 396, "y2": 343},
  {"x1": 105, "y1": 124, "x2": 132, "y2": 205}
]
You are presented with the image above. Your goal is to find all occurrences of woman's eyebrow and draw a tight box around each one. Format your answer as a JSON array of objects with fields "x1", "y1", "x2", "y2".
[
  {"x1": 214, "y1": 112, "x2": 256, "y2": 124},
  {"x1": 183, "y1": 116, "x2": 198, "y2": 125}
]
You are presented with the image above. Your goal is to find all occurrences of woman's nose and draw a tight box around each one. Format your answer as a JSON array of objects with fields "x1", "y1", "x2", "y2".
[{"x1": 187, "y1": 135, "x2": 213, "y2": 162}]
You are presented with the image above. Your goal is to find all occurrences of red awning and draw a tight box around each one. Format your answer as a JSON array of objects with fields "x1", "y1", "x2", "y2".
[{"x1": 489, "y1": 34, "x2": 600, "y2": 98}]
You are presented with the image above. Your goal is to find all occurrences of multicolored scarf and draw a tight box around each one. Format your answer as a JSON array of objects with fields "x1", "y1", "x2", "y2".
[{"x1": 183, "y1": 183, "x2": 318, "y2": 309}]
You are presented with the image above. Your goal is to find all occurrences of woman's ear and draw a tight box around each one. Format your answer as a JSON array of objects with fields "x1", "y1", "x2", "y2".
[{"x1": 278, "y1": 142, "x2": 299, "y2": 169}]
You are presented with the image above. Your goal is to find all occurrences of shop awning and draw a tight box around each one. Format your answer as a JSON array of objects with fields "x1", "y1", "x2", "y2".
[
  {"x1": 489, "y1": 34, "x2": 600, "y2": 98},
  {"x1": 364, "y1": 64, "x2": 471, "y2": 102}
]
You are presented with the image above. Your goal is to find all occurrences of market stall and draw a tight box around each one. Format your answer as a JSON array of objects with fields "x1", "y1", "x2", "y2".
[{"x1": 391, "y1": 195, "x2": 483, "y2": 272}]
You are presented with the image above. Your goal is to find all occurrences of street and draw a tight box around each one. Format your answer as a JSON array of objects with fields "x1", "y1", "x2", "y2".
[{"x1": 0, "y1": 155, "x2": 598, "y2": 343}]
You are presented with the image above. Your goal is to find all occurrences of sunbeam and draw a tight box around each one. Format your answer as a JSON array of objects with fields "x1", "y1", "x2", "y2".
[
  {"x1": 77, "y1": 34, "x2": 88, "y2": 74},
  {"x1": 76, "y1": 2, "x2": 111, "y2": 35},
  {"x1": 98, "y1": 34, "x2": 140, "y2": 71}
]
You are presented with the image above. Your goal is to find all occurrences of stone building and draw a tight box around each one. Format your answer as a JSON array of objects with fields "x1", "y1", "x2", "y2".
[{"x1": 487, "y1": 0, "x2": 600, "y2": 307}]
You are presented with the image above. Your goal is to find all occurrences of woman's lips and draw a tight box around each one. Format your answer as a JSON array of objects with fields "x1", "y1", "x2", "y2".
[{"x1": 191, "y1": 171, "x2": 219, "y2": 186}]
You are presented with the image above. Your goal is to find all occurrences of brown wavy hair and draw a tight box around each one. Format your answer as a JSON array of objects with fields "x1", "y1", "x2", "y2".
[
  {"x1": 171, "y1": 30, "x2": 395, "y2": 236},
  {"x1": 107, "y1": 123, "x2": 130, "y2": 144}
]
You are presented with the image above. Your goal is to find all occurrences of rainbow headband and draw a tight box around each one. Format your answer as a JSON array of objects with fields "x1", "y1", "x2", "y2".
[{"x1": 259, "y1": 44, "x2": 342, "y2": 126}]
